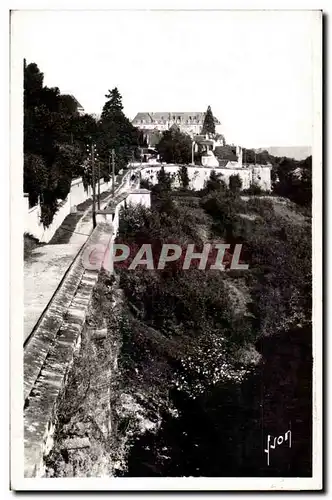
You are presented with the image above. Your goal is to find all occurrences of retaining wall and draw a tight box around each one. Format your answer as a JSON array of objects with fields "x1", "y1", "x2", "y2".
[
  {"x1": 139, "y1": 163, "x2": 271, "y2": 191},
  {"x1": 23, "y1": 182, "x2": 151, "y2": 478},
  {"x1": 24, "y1": 177, "x2": 114, "y2": 244}
]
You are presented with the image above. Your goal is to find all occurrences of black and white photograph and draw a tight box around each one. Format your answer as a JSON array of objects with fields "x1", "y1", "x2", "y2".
[{"x1": 10, "y1": 6, "x2": 322, "y2": 491}]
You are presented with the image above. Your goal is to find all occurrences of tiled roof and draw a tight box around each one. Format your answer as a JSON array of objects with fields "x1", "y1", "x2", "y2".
[
  {"x1": 218, "y1": 160, "x2": 229, "y2": 168},
  {"x1": 132, "y1": 111, "x2": 220, "y2": 124},
  {"x1": 70, "y1": 95, "x2": 84, "y2": 109}
]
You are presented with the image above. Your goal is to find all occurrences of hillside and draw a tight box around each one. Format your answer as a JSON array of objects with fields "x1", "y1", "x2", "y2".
[{"x1": 257, "y1": 146, "x2": 312, "y2": 161}]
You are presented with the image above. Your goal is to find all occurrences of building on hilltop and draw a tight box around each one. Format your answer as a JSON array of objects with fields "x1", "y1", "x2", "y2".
[
  {"x1": 69, "y1": 95, "x2": 85, "y2": 115},
  {"x1": 132, "y1": 111, "x2": 222, "y2": 140}
]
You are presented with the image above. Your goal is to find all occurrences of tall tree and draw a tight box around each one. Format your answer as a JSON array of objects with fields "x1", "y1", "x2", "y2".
[
  {"x1": 98, "y1": 87, "x2": 140, "y2": 171},
  {"x1": 157, "y1": 128, "x2": 191, "y2": 164},
  {"x1": 24, "y1": 60, "x2": 94, "y2": 226},
  {"x1": 178, "y1": 165, "x2": 190, "y2": 189},
  {"x1": 202, "y1": 105, "x2": 215, "y2": 135}
]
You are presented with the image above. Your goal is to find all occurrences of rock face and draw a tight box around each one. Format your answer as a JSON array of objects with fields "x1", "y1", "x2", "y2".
[{"x1": 61, "y1": 437, "x2": 91, "y2": 450}]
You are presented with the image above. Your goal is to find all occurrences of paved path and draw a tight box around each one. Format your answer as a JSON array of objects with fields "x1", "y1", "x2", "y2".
[{"x1": 24, "y1": 173, "x2": 132, "y2": 342}]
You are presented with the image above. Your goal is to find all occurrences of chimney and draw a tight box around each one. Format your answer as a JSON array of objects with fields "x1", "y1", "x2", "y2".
[{"x1": 236, "y1": 145, "x2": 243, "y2": 168}]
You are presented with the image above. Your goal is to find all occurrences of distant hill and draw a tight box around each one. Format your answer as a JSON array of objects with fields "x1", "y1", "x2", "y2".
[{"x1": 256, "y1": 146, "x2": 312, "y2": 161}]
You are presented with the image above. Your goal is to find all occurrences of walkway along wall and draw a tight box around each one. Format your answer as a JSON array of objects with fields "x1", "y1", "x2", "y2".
[
  {"x1": 24, "y1": 176, "x2": 114, "y2": 244},
  {"x1": 23, "y1": 183, "x2": 151, "y2": 478}
]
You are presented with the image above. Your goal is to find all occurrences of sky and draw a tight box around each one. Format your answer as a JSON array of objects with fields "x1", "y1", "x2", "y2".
[{"x1": 13, "y1": 9, "x2": 320, "y2": 148}]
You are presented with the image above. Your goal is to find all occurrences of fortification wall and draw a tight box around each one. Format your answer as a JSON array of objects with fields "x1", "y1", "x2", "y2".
[
  {"x1": 139, "y1": 164, "x2": 269, "y2": 191},
  {"x1": 251, "y1": 166, "x2": 272, "y2": 191}
]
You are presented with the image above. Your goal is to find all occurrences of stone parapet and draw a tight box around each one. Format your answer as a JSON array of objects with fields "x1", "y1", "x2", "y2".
[{"x1": 24, "y1": 223, "x2": 113, "y2": 478}]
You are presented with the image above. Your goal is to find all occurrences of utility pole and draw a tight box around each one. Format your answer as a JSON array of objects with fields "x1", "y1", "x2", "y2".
[
  {"x1": 97, "y1": 158, "x2": 101, "y2": 210},
  {"x1": 91, "y1": 143, "x2": 97, "y2": 228},
  {"x1": 111, "y1": 148, "x2": 115, "y2": 197}
]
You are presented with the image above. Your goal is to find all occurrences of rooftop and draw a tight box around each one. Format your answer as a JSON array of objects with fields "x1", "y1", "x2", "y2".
[
  {"x1": 69, "y1": 95, "x2": 84, "y2": 110},
  {"x1": 132, "y1": 111, "x2": 220, "y2": 124}
]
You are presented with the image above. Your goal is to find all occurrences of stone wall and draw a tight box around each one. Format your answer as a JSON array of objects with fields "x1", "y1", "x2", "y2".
[
  {"x1": 139, "y1": 164, "x2": 271, "y2": 191},
  {"x1": 251, "y1": 165, "x2": 272, "y2": 191},
  {"x1": 23, "y1": 182, "x2": 151, "y2": 477},
  {"x1": 24, "y1": 177, "x2": 114, "y2": 244},
  {"x1": 24, "y1": 223, "x2": 113, "y2": 477}
]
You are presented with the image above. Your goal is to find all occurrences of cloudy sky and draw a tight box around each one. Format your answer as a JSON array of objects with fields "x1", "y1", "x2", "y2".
[{"x1": 12, "y1": 9, "x2": 320, "y2": 148}]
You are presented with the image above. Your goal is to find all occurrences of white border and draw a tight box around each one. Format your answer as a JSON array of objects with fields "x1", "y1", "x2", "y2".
[{"x1": 9, "y1": 2, "x2": 323, "y2": 492}]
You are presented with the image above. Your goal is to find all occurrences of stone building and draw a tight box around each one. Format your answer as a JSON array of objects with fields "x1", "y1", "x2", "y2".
[{"x1": 132, "y1": 111, "x2": 223, "y2": 139}]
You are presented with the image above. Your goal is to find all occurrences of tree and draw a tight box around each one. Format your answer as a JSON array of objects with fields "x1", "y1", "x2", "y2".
[
  {"x1": 98, "y1": 87, "x2": 140, "y2": 171},
  {"x1": 157, "y1": 128, "x2": 191, "y2": 164},
  {"x1": 178, "y1": 165, "x2": 190, "y2": 189},
  {"x1": 156, "y1": 165, "x2": 173, "y2": 191},
  {"x1": 101, "y1": 87, "x2": 123, "y2": 120},
  {"x1": 214, "y1": 145, "x2": 237, "y2": 162},
  {"x1": 138, "y1": 130, "x2": 148, "y2": 147},
  {"x1": 202, "y1": 105, "x2": 215, "y2": 135},
  {"x1": 23, "y1": 60, "x2": 99, "y2": 224},
  {"x1": 273, "y1": 156, "x2": 312, "y2": 207},
  {"x1": 24, "y1": 153, "x2": 48, "y2": 207},
  {"x1": 201, "y1": 170, "x2": 227, "y2": 195},
  {"x1": 59, "y1": 95, "x2": 79, "y2": 115},
  {"x1": 229, "y1": 174, "x2": 242, "y2": 193}
]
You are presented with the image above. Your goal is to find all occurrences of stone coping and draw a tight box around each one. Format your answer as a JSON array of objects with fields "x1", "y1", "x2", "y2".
[
  {"x1": 24, "y1": 223, "x2": 112, "y2": 403},
  {"x1": 24, "y1": 222, "x2": 113, "y2": 477}
]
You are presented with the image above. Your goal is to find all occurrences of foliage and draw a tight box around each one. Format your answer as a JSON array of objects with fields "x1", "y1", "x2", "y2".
[
  {"x1": 214, "y1": 134, "x2": 226, "y2": 146},
  {"x1": 229, "y1": 174, "x2": 242, "y2": 193},
  {"x1": 24, "y1": 153, "x2": 48, "y2": 207},
  {"x1": 242, "y1": 182, "x2": 263, "y2": 196},
  {"x1": 24, "y1": 62, "x2": 140, "y2": 227},
  {"x1": 273, "y1": 156, "x2": 312, "y2": 207},
  {"x1": 200, "y1": 170, "x2": 227, "y2": 196},
  {"x1": 156, "y1": 127, "x2": 191, "y2": 164},
  {"x1": 24, "y1": 60, "x2": 97, "y2": 226},
  {"x1": 116, "y1": 186, "x2": 257, "y2": 397},
  {"x1": 138, "y1": 130, "x2": 148, "y2": 147},
  {"x1": 140, "y1": 178, "x2": 154, "y2": 191},
  {"x1": 98, "y1": 87, "x2": 140, "y2": 171},
  {"x1": 156, "y1": 165, "x2": 174, "y2": 191},
  {"x1": 178, "y1": 165, "x2": 190, "y2": 189},
  {"x1": 202, "y1": 105, "x2": 215, "y2": 135},
  {"x1": 242, "y1": 148, "x2": 274, "y2": 165},
  {"x1": 214, "y1": 145, "x2": 237, "y2": 162}
]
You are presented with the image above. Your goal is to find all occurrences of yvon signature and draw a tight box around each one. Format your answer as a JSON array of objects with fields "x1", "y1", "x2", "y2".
[{"x1": 264, "y1": 428, "x2": 292, "y2": 466}]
